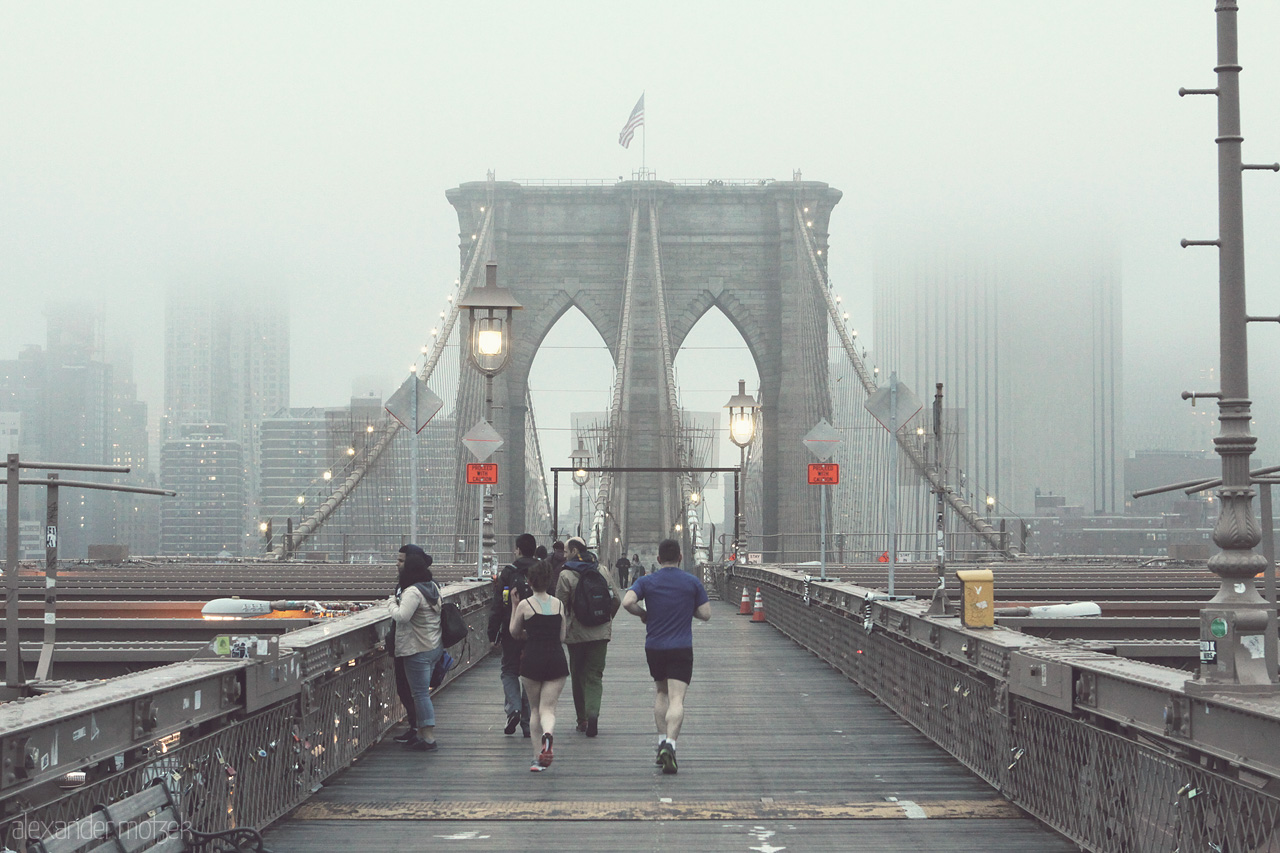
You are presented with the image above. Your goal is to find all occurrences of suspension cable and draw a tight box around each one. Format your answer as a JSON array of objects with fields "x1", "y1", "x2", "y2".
[
  {"x1": 288, "y1": 204, "x2": 497, "y2": 553},
  {"x1": 792, "y1": 202, "x2": 1010, "y2": 555}
]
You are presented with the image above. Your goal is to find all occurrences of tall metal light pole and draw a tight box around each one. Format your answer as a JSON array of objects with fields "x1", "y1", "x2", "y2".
[
  {"x1": 725, "y1": 380, "x2": 760, "y2": 564},
  {"x1": 1180, "y1": 0, "x2": 1279, "y2": 690},
  {"x1": 928, "y1": 383, "x2": 949, "y2": 616},
  {"x1": 409, "y1": 345, "x2": 427, "y2": 545},
  {"x1": 458, "y1": 261, "x2": 522, "y2": 579},
  {"x1": 571, "y1": 439, "x2": 591, "y2": 538}
]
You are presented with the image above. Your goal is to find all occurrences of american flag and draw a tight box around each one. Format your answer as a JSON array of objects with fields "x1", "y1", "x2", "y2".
[{"x1": 618, "y1": 94, "x2": 644, "y2": 149}]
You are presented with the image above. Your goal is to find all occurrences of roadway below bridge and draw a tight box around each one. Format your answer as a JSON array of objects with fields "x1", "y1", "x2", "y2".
[{"x1": 263, "y1": 599, "x2": 1075, "y2": 852}]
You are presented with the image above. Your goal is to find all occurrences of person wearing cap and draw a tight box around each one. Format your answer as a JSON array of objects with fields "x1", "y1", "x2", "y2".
[
  {"x1": 554, "y1": 536, "x2": 621, "y2": 737},
  {"x1": 386, "y1": 545, "x2": 444, "y2": 752}
]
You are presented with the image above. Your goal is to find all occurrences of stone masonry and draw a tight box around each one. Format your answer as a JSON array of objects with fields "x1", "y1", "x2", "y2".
[{"x1": 447, "y1": 178, "x2": 841, "y2": 563}]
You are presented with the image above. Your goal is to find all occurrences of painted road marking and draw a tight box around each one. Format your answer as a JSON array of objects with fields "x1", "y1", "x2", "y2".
[{"x1": 291, "y1": 799, "x2": 1020, "y2": 821}]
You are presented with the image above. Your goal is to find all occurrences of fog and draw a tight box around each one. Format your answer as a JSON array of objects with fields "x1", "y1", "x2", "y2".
[{"x1": 4, "y1": 2, "x2": 1280, "y2": 481}]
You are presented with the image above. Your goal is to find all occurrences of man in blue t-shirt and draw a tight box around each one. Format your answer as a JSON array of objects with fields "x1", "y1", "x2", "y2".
[{"x1": 622, "y1": 538, "x2": 710, "y2": 775}]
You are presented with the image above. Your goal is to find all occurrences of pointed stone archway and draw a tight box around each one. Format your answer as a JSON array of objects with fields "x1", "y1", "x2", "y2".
[{"x1": 447, "y1": 179, "x2": 841, "y2": 563}]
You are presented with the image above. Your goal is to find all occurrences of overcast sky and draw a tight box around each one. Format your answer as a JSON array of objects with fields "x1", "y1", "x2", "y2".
[{"x1": 4, "y1": 1, "x2": 1280, "y2": 513}]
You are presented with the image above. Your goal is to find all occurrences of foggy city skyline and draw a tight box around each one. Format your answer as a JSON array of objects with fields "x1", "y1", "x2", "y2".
[{"x1": 4, "y1": 2, "x2": 1280, "y2": 523}]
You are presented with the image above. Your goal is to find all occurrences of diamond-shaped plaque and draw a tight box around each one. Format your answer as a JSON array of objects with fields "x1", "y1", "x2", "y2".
[
  {"x1": 384, "y1": 375, "x2": 443, "y2": 434},
  {"x1": 462, "y1": 419, "x2": 504, "y2": 462},
  {"x1": 864, "y1": 379, "x2": 922, "y2": 433},
  {"x1": 802, "y1": 419, "x2": 843, "y2": 461}
]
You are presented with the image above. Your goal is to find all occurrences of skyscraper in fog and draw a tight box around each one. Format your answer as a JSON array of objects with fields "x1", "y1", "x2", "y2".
[
  {"x1": 160, "y1": 424, "x2": 245, "y2": 556},
  {"x1": 162, "y1": 286, "x2": 289, "y2": 552},
  {"x1": 873, "y1": 231, "x2": 1121, "y2": 517},
  {"x1": 0, "y1": 304, "x2": 156, "y2": 558}
]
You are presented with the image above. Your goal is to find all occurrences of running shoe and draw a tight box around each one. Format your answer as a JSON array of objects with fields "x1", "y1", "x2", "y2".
[
  {"x1": 658, "y1": 742, "x2": 678, "y2": 775},
  {"x1": 408, "y1": 737, "x2": 438, "y2": 752},
  {"x1": 393, "y1": 729, "x2": 416, "y2": 743},
  {"x1": 530, "y1": 762, "x2": 546, "y2": 772},
  {"x1": 504, "y1": 712, "x2": 521, "y2": 735},
  {"x1": 537, "y1": 733, "x2": 554, "y2": 767}
]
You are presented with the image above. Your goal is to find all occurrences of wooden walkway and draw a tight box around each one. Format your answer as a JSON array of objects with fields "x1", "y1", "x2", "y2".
[{"x1": 264, "y1": 600, "x2": 1075, "y2": 852}]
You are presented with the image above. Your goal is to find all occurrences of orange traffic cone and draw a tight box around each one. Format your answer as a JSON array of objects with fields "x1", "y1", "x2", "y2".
[
  {"x1": 750, "y1": 588, "x2": 767, "y2": 623},
  {"x1": 738, "y1": 586, "x2": 752, "y2": 615}
]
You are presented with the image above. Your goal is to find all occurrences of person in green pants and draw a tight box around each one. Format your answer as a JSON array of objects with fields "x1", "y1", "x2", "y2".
[{"x1": 555, "y1": 536, "x2": 621, "y2": 736}]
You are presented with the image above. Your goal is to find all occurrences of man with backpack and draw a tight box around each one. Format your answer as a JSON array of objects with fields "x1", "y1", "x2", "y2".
[
  {"x1": 488, "y1": 532, "x2": 539, "y2": 738},
  {"x1": 555, "y1": 536, "x2": 621, "y2": 737}
]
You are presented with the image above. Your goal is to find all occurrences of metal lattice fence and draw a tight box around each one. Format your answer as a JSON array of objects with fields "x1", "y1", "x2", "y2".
[{"x1": 714, "y1": 564, "x2": 1280, "y2": 853}]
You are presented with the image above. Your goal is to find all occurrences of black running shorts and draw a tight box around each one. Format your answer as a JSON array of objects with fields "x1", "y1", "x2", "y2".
[{"x1": 646, "y1": 646, "x2": 694, "y2": 685}]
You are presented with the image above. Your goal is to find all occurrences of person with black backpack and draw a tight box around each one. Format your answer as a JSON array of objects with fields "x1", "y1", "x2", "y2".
[
  {"x1": 487, "y1": 533, "x2": 539, "y2": 738},
  {"x1": 554, "y1": 536, "x2": 621, "y2": 737}
]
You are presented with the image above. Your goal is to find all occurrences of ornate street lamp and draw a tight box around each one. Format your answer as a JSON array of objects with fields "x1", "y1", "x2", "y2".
[
  {"x1": 725, "y1": 379, "x2": 761, "y2": 563},
  {"x1": 458, "y1": 261, "x2": 522, "y2": 577},
  {"x1": 459, "y1": 262, "x2": 522, "y2": 381},
  {"x1": 570, "y1": 439, "x2": 591, "y2": 537}
]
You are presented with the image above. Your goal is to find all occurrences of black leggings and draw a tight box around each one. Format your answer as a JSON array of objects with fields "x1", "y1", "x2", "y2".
[{"x1": 394, "y1": 653, "x2": 417, "y2": 728}]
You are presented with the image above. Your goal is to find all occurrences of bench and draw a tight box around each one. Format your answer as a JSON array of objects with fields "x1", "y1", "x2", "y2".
[{"x1": 29, "y1": 778, "x2": 270, "y2": 853}]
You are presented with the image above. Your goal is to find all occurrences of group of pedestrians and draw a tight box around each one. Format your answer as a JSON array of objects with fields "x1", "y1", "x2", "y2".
[
  {"x1": 487, "y1": 534, "x2": 709, "y2": 774},
  {"x1": 388, "y1": 532, "x2": 710, "y2": 775}
]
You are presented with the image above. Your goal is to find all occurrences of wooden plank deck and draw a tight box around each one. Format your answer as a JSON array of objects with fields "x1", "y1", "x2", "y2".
[{"x1": 264, "y1": 600, "x2": 1075, "y2": 851}]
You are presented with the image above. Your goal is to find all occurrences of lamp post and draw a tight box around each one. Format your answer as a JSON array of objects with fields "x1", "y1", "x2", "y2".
[
  {"x1": 571, "y1": 439, "x2": 591, "y2": 538},
  {"x1": 725, "y1": 379, "x2": 761, "y2": 564},
  {"x1": 688, "y1": 491, "x2": 700, "y2": 568},
  {"x1": 458, "y1": 262, "x2": 522, "y2": 578}
]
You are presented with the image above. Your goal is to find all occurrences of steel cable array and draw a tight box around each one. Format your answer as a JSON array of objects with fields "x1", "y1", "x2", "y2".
[
  {"x1": 792, "y1": 202, "x2": 1009, "y2": 555},
  {"x1": 288, "y1": 205, "x2": 496, "y2": 552}
]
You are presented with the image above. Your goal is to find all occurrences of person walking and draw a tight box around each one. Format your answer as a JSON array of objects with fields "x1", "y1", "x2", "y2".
[
  {"x1": 555, "y1": 536, "x2": 621, "y2": 737},
  {"x1": 621, "y1": 538, "x2": 711, "y2": 774},
  {"x1": 631, "y1": 553, "x2": 644, "y2": 579},
  {"x1": 509, "y1": 559, "x2": 569, "y2": 772},
  {"x1": 548, "y1": 540, "x2": 568, "y2": 582},
  {"x1": 614, "y1": 554, "x2": 631, "y2": 589},
  {"x1": 488, "y1": 533, "x2": 539, "y2": 737},
  {"x1": 386, "y1": 545, "x2": 444, "y2": 752}
]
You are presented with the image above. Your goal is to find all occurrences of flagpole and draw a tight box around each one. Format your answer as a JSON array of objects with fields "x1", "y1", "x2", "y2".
[{"x1": 642, "y1": 123, "x2": 646, "y2": 175}]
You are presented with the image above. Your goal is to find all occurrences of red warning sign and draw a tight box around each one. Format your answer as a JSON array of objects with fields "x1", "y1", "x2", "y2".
[
  {"x1": 808, "y1": 463, "x2": 839, "y2": 485},
  {"x1": 466, "y1": 463, "x2": 498, "y2": 485}
]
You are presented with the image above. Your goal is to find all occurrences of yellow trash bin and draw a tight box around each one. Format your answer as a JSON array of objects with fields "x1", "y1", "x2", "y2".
[{"x1": 956, "y1": 569, "x2": 994, "y2": 629}]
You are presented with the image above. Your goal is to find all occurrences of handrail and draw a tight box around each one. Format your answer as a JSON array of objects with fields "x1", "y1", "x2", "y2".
[
  {"x1": 717, "y1": 564, "x2": 1280, "y2": 851},
  {"x1": 0, "y1": 581, "x2": 493, "y2": 847}
]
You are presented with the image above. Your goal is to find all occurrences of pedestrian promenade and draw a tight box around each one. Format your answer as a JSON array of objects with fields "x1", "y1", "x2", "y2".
[{"x1": 264, "y1": 599, "x2": 1076, "y2": 851}]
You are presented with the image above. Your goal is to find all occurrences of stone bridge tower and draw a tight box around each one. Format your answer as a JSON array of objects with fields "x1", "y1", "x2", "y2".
[{"x1": 447, "y1": 178, "x2": 841, "y2": 563}]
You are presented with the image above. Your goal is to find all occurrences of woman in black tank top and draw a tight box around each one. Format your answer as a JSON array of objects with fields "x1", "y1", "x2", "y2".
[{"x1": 510, "y1": 559, "x2": 569, "y2": 772}]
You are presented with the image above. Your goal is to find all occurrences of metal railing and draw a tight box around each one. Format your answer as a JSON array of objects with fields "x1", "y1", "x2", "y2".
[
  {"x1": 0, "y1": 580, "x2": 493, "y2": 850},
  {"x1": 714, "y1": 563, "x2": 1280, "y2": 853},
  {"x1": 503, "y1": 177, "x2": 779, "y2": 188}
]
